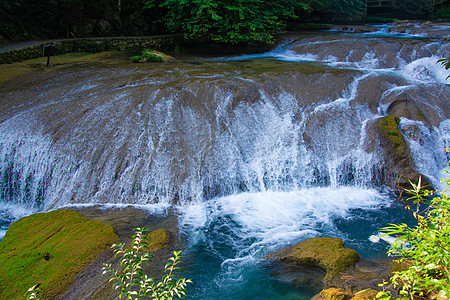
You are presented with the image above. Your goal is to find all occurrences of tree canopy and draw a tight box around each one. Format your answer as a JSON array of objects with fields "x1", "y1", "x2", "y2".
[{"x1": 144, "y1": 0, "x2": 319, "y2": 44}]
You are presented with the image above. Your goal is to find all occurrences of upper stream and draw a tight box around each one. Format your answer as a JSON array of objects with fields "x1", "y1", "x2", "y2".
[{"x1": 0, "y1": 22, "x2": 449, "y2": 299}]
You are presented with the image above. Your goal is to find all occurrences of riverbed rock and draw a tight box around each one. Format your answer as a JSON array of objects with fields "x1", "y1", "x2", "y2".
[
  {"x1": 312, "y1": 288, "x2": 353, "y2": 300},
  {"x1": 265, "y1": 237, "x2": 359, "y2": 281},
  {"x1": 386, "y1": 99, "x2": 427, "y2": 123},
  {"x1": 148, "y1": 228, "x2": 170, "y2": 250},
  {"x1": 351, "y1": 288, "x2": 379, "y2": 300},
  {"x1": 0, "y1": 209, "x2": 118, "y2": 300}
]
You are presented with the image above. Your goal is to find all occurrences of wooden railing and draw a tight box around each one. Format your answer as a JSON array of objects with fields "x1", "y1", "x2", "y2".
[
  {"x1": 366, "y1": 0, "x2": 397, "y2": 8},
  {"x1": 366, "y1": 0, "x2": 448, "y2": 8}
]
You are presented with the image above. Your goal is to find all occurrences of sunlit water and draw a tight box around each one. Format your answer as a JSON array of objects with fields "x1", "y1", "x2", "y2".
[{"x1": 0, "y1": 22, "x2": 449, "y2": 298}]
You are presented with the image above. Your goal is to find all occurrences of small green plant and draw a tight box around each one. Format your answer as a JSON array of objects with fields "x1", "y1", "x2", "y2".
[
  {"x1": 102, "y1": 227, "x2": 191, "y2": 300},
  {"x1": 130, "y1": 55, "x2": 144, "y2": 63},
  {"x1": 142, "y1": 49, "x2": 163, "y2": 62},
  {"x1": 25, "y1": 284, "x2": 41, "y2": 300},
  {"x1": 389, "y1": 131, "x2": 399, "y2": 136},
  {"x1": 380, "y1": 163, "x2": 450, "y2": 299},
  {"x1": 375, "y1": 281, "x2": 393, "y2": 299},
  {"x1": 438, "y1": 57, "x2": 450, "y2": 79},
  {"x1": 130, "y1": 49, "x2": 163, "y2": 63}
]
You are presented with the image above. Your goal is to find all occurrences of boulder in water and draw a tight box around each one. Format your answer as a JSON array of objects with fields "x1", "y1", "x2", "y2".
[
  {"x1": 265, "y1": 237, "x2": 359, "y2": 281},
  {"x1": 311, "y1": 287, "x2": 353, "y2": 300}
]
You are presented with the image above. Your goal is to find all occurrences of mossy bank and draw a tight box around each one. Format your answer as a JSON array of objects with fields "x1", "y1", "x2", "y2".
[
  {"x1": 0, "y1": 36, "x2": 185, "y2": 65},
  {"x1": 0, "y1": 209, "x2": 118, "y2": 299}
]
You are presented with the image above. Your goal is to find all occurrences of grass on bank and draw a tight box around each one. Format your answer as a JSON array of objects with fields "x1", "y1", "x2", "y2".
[{"x1": 0, "y1": 209, "x2": 118, "y2": 299}]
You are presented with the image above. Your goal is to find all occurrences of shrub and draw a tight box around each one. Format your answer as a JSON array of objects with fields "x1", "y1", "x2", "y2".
[
  {"x1": 130, "y1": 49, "x2": 163, "y2": 63},
  {"x1": 130, "y1": 55, "x2": 144, "y2": 63},
  {"x1": 142, "y1": 49, "x2": 163, "y2": 62},
  {"x1": 102, "y1": 227, "x2": 191, "y2": 300},
  {"x1": 377, "y1": 162, "x2": 450, "y2": 299}
]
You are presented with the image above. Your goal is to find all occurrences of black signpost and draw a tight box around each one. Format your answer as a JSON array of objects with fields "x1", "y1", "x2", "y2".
[{"x1": 43, "y1": 43, "x2": 55, "y2": 66}]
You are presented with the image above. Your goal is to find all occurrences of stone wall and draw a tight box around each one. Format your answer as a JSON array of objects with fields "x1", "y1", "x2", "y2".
[{"x1": 0, "y1": 35, "x2": 185, "y2": 64}]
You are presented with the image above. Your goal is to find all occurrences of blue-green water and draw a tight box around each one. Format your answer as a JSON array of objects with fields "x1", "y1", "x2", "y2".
[
  {"x1": 174, "y1": 188, "x2": 414, "y2": 299},
  {"x1": 0, "y1": 187, "x2": 413, "y2": 299}
]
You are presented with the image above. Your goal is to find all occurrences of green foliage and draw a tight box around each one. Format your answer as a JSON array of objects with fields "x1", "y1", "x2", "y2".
[
  {"x1": 102, "y1": 227, "x2": 192, "y2": 300},
  {"x1": 25, "y1": 284, "x2": 42, "y2": 300},
  {"x1": 379, "y1": 169, "x2": 450, "y2": 299},
  {"x1": 438, "y1": 57, "x2": 450, "y2": 80},
  {"x1": 143, "y1": 0, "x2": 316, "y2": 44},
  {"x1": 130, "y1": 49, "x2": 163, "y2": 63},
  {"x1": 130, "y1": 55, "x2": 145, "y2": 63},
  {"x1": 436, "y1": 7, "x2": 450, "y2": 19},
  {"x1": 142, "y1": 49, "x2": 164, "y2": 62}
]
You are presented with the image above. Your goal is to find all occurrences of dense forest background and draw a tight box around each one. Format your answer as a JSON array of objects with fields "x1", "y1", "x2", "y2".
[{"x1": 0, "y1": 0, "x2": 449, "y2": 44}]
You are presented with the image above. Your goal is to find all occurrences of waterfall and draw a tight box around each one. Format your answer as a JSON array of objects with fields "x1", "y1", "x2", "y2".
[
  {"x1": 0, "y1": 28, "x2": 449, "y2": 212},
  {"x1": 1, "y1": 22, "x2": 449, "y2": 299}
]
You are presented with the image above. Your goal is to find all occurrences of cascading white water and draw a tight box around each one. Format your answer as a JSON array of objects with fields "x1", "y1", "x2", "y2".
[{"x1": 0, "y1": 22, "x2": 449, "y2": 299}]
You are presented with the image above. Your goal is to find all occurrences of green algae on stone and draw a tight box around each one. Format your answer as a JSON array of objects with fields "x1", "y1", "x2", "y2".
[
  {"x1": 351, "y1": 289, "x2": 378, "y2": 300},
  {"x1": 312, "y1": 287, "x2": 353, "y2": 300},
  {"x1": 376, "y1": 115, "x2": 405, "y2": 157},
  {"x1": 148, "y1": 228, "x2": 170, "y2": 251},
  {"x1": 0, "y1": 209, "x2": 118, "y2": 300},
  {"x1": 265, "y1": 237, "x2": 359, "y2": 280}
]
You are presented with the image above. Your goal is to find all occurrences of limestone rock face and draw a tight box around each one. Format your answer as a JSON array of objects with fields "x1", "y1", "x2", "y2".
[
  {"x1": 0, "y1": 209, "x2": 118, "y2": 300},
  {"x1": 265, "y1": 237, "x2": 359, "y2": 280}
]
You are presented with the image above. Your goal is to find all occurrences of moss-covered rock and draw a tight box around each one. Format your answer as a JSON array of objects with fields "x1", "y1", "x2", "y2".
[
  {"x1": 376, "y1": 115, "x2": 406, "y2": 157},
  {"x1": 351, "y1": 289, "x2": 378, "y2": 300},
  {"x1": 312, "y1": 288, "x2": 353, "y2": 300},
  {"x1": 367, "y1": 115, "x2": 432, "y2": 190},
  {"x1": 148, "y1": 228, "x2": 170, "y2": 251},
  {"x1": 0, "y1": 209, "x2": 118, "y2": 299},
  {"x1": 265, "y1": 237, "x2": 359, "y2": 280}
]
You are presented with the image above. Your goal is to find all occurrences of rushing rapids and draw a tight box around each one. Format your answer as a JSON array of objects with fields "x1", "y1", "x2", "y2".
[{"x1": 0, "y1": 22, "x2": 449, "y2": 298}]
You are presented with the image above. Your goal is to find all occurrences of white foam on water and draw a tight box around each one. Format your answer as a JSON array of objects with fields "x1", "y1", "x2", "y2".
[
  {"x1": 369, "y1": 232, "x2": 400, "y2": 245},
  {"x1": 179, "y1": 187, "x2": 391, "y2": 264},
  {"x1": 400, "y1": 118, "x2": 450, "y2": 190},
  {"x1": 400, "y1": 56, "x2": 450, "y2": 85},
  {"x1": 60, "y1": 202, "x2": 171, "y2": 215}
]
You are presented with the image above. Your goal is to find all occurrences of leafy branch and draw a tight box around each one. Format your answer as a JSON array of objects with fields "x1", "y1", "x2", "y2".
[
  {"x1": 102, "y1": 227, "x2": 192, "y2": 300},
  {"x1": 378, "y1": 169, "x2": 450, "y2": 299}
]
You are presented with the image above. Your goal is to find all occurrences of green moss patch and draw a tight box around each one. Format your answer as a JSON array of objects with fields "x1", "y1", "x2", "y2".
[
  {"x1": 148, "y1": 228, "x2": 170, "y2": 251},
  {"x1": 0, "y1": 209, "x2": 118, "y2": 299},
  {"x1": 289, "y1": 237, "x2": 359, "y2": 274},
  {"x1": 376, "y1": 115, "x2": 406, "y2": 156},
  {"x1": 266, "y1": 237, "x2": 359, "y2": 280},
  {"x1": 314, "y1": 287, "x2": 352, "y2": 300},
  {"x1": 351, "y1": 289, "x2": 378, "y2": 300}
]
